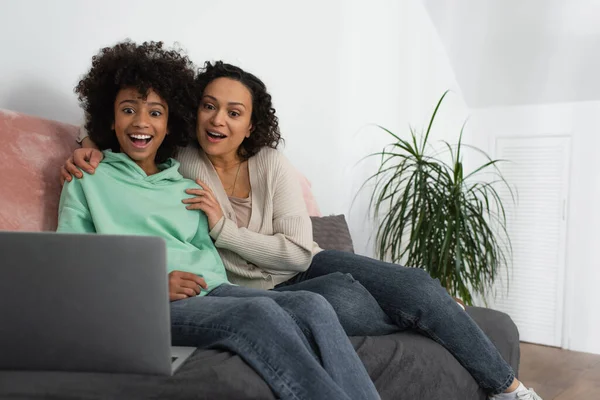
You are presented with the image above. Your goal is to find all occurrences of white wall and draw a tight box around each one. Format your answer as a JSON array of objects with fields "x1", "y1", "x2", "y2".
[
  {"x1": 0, "y1": 0, "x2": 467, "y2": 258},
  {"x1": 467, "y1": 102, "x2": 600, "y2": 355},
  {"x1": 423, "y1": 0, "x2": 600, "y2": 107},
  {"x1": 335, "y1": 0, "x2": 468, "y2": 256}
]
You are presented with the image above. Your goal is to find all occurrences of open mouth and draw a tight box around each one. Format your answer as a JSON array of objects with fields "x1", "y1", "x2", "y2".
[
  {"x1": 128, "y1": 134, "x2": 153, "y2": 149},
  {"x1": 206, "y1": 131, "x2": 227, "y2": 142}
]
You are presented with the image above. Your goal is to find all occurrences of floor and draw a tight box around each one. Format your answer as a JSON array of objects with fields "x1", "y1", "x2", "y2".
[{"x1": 519, "y1": 342, "x2": 600, "y2": 399}]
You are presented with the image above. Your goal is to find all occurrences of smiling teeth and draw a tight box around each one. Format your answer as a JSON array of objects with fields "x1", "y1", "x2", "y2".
[
  {"x1": 130, "y1": 134, "x2": 152, "y2": 139},
  {"x1": 208, "y1": 131, "x2": 225, "y2": 138}
]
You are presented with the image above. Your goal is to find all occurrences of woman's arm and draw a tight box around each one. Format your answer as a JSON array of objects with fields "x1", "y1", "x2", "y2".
[
  {"x1": 210, "y1": 217, "x2": 313, "y2": 272},
  {"x1": 80, "y1": 136, "x2": 99, "y2": 150},
  {"x1": 77, "y1": 124, "x2": 98, "y2": 149},
  {"x1": 209, "y1": 153, "x2": 314, "y2": 272}
]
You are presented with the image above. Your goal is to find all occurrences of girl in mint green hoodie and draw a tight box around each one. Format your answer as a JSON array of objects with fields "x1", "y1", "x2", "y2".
[{"x1": 56, "y1": 40, "x2": 380, "y2": 400}]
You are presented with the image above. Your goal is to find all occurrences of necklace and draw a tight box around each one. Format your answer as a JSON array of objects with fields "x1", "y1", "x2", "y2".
[{"x1": 227, "y1": 162, "x2": 242, "y2": 197}]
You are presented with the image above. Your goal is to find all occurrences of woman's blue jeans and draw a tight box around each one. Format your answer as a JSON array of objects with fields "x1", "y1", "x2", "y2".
[
  {"x1": 170, "y1": 284, "x2": 380, "y2": 400},
  {"x1": 275, "y1": 250, "x2": 515, "y2": 395}
]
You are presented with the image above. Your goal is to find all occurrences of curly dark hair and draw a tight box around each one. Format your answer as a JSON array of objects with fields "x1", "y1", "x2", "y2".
[
  {"x1": 75, "y1": 40, "x2": 196, "y2": 163},
  {"x1": 195, "y1": 61, "x2": 282, "y2": 159}
]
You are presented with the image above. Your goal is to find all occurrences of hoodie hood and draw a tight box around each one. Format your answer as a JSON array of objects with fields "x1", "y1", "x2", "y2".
[{"x1": 101, "y1": 150, "x2": 183, "y2": 184}]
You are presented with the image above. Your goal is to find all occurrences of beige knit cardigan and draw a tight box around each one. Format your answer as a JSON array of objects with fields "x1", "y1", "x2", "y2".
[{"x1": 177, "y1": 145, "x2": 321, "y2": 289}]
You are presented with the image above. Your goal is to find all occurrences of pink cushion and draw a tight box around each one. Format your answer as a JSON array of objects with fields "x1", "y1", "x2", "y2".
[
  {"x1": 0, "y1": 109, "x2": 79, "y2": 231},
  {"x1": 294, "y1": 169, "x2": 322, "y2": 217}
]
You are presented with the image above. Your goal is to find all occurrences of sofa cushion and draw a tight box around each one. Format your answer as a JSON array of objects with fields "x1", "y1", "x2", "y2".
[
  {"x1": 311, "y1": 214, "x2": 355, "y2": 253},
  {"x1": 0, "y1": 110, "x2": 79, "y2": 231}
]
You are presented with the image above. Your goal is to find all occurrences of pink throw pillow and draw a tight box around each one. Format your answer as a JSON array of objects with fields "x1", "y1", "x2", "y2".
[
  {"x1": 294, "y1": 169, "x2": 322, "y2": 217},
  {"x1": 0, "y1": 109, "x2": 79, "y2": 231}
]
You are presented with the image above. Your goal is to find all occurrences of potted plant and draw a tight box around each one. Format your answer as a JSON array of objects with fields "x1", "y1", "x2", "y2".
[{"x1": 362, "y1": 91, "x2": 513, "y2": 305}]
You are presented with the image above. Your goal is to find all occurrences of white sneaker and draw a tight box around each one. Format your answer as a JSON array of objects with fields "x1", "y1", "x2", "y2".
[
  {"x1": 490, "y1": 385, "x2": 543, "y2": 400},
  {"x1": 516, "y1": 388, "x2": 542, "y2": 400}
]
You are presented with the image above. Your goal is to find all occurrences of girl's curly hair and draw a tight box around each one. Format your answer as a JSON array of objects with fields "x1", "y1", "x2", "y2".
[
  {"x1": 195, "y1": 61, "x2": 282, "y2": 159},
  {"x1": 75, "y1": 40, "x2": 196, "y2": 163}
]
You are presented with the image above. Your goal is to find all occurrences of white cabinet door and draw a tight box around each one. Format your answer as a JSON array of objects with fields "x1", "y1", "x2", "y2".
[{"x1": 491, "y1": 136, "x2": 571, "y2": 347}]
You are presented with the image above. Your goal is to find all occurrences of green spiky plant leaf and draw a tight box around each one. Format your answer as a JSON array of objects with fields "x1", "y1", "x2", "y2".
[{"x1": 362, "y1": 91, "x2": 514, "y2": 305}]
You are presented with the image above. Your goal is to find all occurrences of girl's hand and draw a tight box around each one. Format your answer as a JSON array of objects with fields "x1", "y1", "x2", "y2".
[
  {"x1": 168, "y1": 271, "x2": 207, "y2": 301},
  {"x1": 183, "y1": 179, "x2": 224, "y2": 230}
]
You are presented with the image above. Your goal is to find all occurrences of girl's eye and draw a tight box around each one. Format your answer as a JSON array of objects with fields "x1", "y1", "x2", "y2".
[
  {"x1": 203, "y1": 103, "x2": 216, "y2": 110},
  {"x1": 229, "y1": 111, "x2": 240, "y2": 117},
  {"x1": 150, "y1": 110, "x2": 162, "y2": 117},
  {"x1": 123, "y1": 107, "x2": 135, "y2": 114}
]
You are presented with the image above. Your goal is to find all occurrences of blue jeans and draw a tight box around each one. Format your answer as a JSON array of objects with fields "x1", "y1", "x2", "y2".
[
  {"x1": 275, "y1": 250, "x2": 515, "y2": 395},
  {"x1": 170, "y1": 284, "x2": 380, "y2": 400}
]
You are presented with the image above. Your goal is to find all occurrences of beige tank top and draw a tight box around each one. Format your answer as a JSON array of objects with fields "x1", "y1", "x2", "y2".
[{"x1": 228, "y1": 194, "x2": 252, "y2": 228}]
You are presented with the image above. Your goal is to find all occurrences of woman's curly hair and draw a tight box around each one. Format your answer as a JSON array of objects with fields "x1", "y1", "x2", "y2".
[
  {"x1": 195, "y1": 61, "x2": 282, "y2": 159},
  {"x1": 75, "y1": 40, "x2": 196, "y2": 163}
]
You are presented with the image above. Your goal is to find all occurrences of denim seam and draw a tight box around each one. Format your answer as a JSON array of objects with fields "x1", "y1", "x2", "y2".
[
  {"x1": 282, "y1": 310, "x2": 315, "y2": 342},
  {"x1": 492, "y1": 371, "x2": 516, "y2": 395},
  {"x1": 409, "y1": 299, "x2": 487, "y2": 389},
  {"x1": 171, "y1": 322, "x2": 306, "y2": 399},
  {"x1": 377, "y1": 300, "x2": 418, "y2": 327}
]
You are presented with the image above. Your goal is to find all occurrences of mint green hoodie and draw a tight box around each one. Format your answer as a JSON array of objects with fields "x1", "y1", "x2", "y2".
[{"x1": 57, "y1": 150, "x2": 229, "y2": 295}]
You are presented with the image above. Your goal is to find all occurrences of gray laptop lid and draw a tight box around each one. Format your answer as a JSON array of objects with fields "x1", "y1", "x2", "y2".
[{"x1": 0, "y1": 231, "x2": 173, "y2": 375}]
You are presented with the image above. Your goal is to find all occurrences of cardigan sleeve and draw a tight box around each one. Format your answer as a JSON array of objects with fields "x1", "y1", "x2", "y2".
[
  {"x1": 76, "y1": 124, "x2": 89, "y2": 144},
  {"x1": 209, "y1": 150, "x2": 314, "y2": 272}
]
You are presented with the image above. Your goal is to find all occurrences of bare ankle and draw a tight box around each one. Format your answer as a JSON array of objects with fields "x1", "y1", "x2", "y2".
[{"x1": 504, "y1": 378, "x2": 520, "y2": 393}]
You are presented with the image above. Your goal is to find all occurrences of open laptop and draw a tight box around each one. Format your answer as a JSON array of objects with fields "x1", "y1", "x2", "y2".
[{"x1": 0, "y1": 231, "x2": 195, "y2": 376}]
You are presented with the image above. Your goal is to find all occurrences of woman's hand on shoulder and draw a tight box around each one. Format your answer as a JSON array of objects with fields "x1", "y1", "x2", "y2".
[
  {"x1": 168, "y1": 271, "x2": 208, "y2": 302},
  {"x1": 60, "y1": 148, "x2": 104, "y2": 185},
  {"x1": 182, "y1": 179, "x2": 224, "y2": 230}
]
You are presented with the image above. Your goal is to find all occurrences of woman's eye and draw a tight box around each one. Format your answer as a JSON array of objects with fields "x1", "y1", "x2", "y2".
[
  {"x1": 203, "y1": 103, "x2": 215, "y2": 110},
  {"x1": 229, "y1": 110, "x2": 240, "y2": 117},
  {"x1": 150, "y1": 110, "x2": 162, "y2": 117},
  {"x1": 123, "y1": 107, "x2": 135, "y2": 114}
]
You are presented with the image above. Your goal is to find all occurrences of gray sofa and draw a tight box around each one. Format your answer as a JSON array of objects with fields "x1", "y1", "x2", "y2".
[{"x1": 0, "y1": 215, "x2": 519, "y2": 400}]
